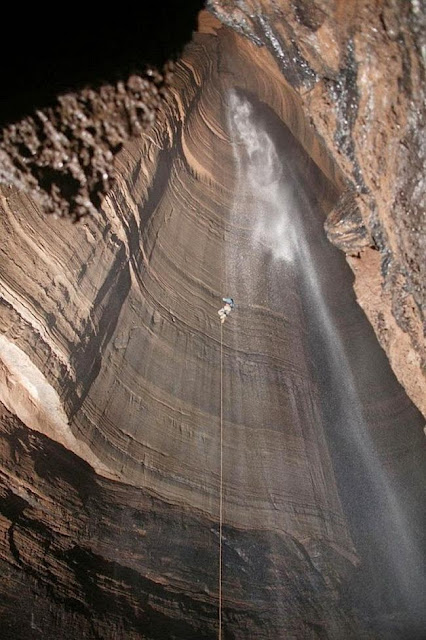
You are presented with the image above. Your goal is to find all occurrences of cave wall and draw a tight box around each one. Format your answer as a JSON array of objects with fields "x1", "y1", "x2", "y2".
[
  {"x1": 1, "y1": 2, "x2": 423, "y2": 415},
  {"x1": 0, "y1": 15, "x2": 377, "y2": 640},
  {"x1": 0, "y1": 5, "x2": 425, "y2": 640},
  {"x1": 208, "y1": 0, "x2": 426, "y2": 416},
  {"x1": 1, "y1": 14, "x2": 357, "y2": 540},
  {"x1": 0, "y1": 4, "x2": 424, "y2": 413}
]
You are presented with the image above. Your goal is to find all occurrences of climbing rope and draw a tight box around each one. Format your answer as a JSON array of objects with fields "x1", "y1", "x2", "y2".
[{"x1": 218, "y1": 320, "x2": 223, "y2": 640}]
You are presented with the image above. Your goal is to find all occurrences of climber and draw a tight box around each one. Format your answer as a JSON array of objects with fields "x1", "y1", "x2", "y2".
[{"x1": 218, "y1": 297, "x2": 235, "y2": 324}]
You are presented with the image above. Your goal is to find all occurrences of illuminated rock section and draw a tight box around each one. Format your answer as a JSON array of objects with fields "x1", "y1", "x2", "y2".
[
  {"x1": 209, "y1": 0, "x2": 426, "y2": 416},
  {"x1": 0, "y1": 11, "x2": 425, "y2": 640}
]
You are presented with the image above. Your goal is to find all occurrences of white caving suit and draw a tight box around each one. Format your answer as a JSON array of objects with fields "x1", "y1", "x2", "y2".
[{"x1": 218, "y1": 303, "x2": 232, "y2": 324}]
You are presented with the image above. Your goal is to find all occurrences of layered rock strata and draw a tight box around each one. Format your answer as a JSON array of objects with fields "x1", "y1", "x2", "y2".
[
  {"x1": 3, "y1": 2, "x2": 423, "y2": 417},
  {"x1": 0, "y1": 9, "x2": 425, "y2": 640},
  {"x1": 0, "y1": 0, "x2": 426, "y2": 414},
  {"x1": 208, "y1": 0, "x2": 426, "y2": 416}
]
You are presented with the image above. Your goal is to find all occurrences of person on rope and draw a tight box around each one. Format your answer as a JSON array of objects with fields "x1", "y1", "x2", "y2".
[{"x1": 218, "y1": 297, "x2": 235, "y2": 324}]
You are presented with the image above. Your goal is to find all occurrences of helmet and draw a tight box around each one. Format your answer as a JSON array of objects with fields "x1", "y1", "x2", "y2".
[{"x1": 222, "y1": 297, "x2": 235, "y2": 308}]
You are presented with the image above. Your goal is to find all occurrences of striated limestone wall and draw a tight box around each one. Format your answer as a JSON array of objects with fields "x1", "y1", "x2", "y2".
[
  {"x1": 208, "y1": 0, "x2": 426, "y2": 416},
  {"x1": 0, "y1": 8, "x2": 425, "y2": 640},
  {"x1": 1, "y1": 3, "x2": 424, "y2": 414},
  {"x1": 0, "y1": 18, "x2": 365, "y2": 639},
  {"x1": 1, "y1": 17, "x2": 354, "y2": 554}
]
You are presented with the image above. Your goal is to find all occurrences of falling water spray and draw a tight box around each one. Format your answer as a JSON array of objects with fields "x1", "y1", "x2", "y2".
[{"x1": 226, "y1": 88, "x2": 425, "y2": 620}]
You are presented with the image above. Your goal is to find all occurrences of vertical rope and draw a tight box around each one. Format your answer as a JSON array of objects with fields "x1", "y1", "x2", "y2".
[{"x1": 219, "y1": 320, "x2": 223, "y2": 640}]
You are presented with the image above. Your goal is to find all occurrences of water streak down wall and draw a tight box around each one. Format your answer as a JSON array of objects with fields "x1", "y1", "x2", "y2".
[{"x1": 0, "y1": 15, "x2": 425, "y2": 640}]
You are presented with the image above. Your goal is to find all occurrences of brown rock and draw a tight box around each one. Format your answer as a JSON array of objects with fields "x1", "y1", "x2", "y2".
[
  {"x1": 0, "y1": 5, "x2": 425, "y2": 639},
  {"x1": 208, "y1": 0, "x2": 426, "y2": 417}
]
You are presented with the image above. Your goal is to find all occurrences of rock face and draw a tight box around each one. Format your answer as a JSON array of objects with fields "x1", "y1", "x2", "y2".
[
  {"x1": 0, "y1": 69, "x2": 170, "y2": 219},
  {"x1": 0, "y1": 3, "x2": 205, "y2": 219},
  {"x1": 208, "y1": 0, "x2": 426, "y2": 419},
  {"x1": 1, "y1": 3, "x2": 424, "y2": 412},
  {"x1": 0, "y1": 6, "x2": 425, "y2": 640}
]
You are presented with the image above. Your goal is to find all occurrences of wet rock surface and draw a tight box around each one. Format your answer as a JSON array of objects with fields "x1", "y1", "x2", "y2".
[{"x1": 207, "y1": 0, "x2": 426, "y2": 414}]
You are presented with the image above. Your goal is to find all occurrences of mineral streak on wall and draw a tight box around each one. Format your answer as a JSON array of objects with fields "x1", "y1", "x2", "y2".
[{"x1": 0, "y1": 7, "x2": 425, "y2": 640}]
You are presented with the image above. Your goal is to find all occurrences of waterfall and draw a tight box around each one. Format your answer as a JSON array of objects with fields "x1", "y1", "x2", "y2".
[{"x1": 225, "y1": 89, "x2": 426, "y2": 622}]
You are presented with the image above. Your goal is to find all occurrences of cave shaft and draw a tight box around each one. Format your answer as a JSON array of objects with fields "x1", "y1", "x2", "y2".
[{"x1": 0, "y1": 13, "x2": 425, "y2": 640}]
